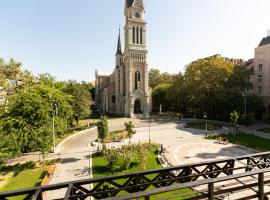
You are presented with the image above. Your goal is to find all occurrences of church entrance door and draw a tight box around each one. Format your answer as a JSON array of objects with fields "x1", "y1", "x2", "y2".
[{"x1": 134, "y1": 99, "x2": 142, "y2": 114}]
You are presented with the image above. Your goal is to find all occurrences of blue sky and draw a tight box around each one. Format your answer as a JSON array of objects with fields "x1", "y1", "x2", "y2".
[{"x1": 0, "y1": 0, "x2": 270, "y2": 82}]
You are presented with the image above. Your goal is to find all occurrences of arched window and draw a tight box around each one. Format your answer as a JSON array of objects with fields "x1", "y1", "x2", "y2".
[
  {"x1": 136, "y1": 27, "x2": 139, "y2": 44},
  {"x1": 140, "y1": 27, "x2": 143, "y2": 44},
  {"x1": 135, "y1": 70, "x2": 141, "y2": 90},
  {"x1": 133, "y1": 27, "x2": 135, "y2": 44}
]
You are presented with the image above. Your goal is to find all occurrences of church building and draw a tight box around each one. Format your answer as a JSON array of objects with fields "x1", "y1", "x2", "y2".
[{"x1": 95, "y1": 0, "x2": 151, "y2": 118}]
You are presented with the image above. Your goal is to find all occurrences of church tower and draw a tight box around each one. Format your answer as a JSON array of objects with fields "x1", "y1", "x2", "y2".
[{"x1": 123, "y1": 0, "x2": 150, "y2": 117}]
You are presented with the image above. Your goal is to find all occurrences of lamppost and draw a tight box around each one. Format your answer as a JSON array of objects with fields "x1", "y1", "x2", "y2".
[
  {"x1": 242, "y1": 91, "x2": 247, "y2": 118},
  {"x1": 148, "y1": 116, "x2": 154, "y2": 143},
  {"x1": 51, "y1": 100, "x2": 58, "y2": 153},
  {"x1": 204, "y1": 113, "x2": 208, "y2": 137},
  {"x1": 149, "y1": 117, "x2": 151, "y2": 143}
]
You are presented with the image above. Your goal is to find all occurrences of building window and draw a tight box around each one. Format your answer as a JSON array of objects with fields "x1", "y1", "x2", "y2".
[
  {"x1": 140, "y1": 27, "x2": 143, "y2": 44},
  {"x1": 111, "y1": 95, "x2": 116, "y2": 104},
  {"x1": 133, "y1": 27, "x2": 135, "y2": 44},
  {"x1": 259, "y1": 64, "x2": 263, "y2": 71},
  {"x1": 258, "y1": 75, "x2": 263, "y2": 81},
  {"x1": 258, "y1": 86, "x2": 262, "y2": 93},
  {"x1": 135, "y1": 71, "x2": 141, "y2": 90},
  {"x1": 136, "y1": 27, "x2": 139, "y2": 44}
]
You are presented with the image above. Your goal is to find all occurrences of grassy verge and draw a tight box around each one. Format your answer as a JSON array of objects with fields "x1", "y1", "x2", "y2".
[
  {"x1": 0, "y1": 161, "x2": 49, "y2": 200},
  {"x1": 185, "y1": 122, "x2": 223, "y2": 130},
  {"x1": 225, "y1": 133, "x2": 270, "y2": 151},
  {"x1": 92, "y1": 144, "x2": 196, "y2": 199},
  {"x1": 206, "y1": 132, "x2": 270, "y2": 151}
]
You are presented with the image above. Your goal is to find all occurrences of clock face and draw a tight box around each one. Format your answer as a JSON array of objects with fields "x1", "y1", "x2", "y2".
[{"x1": 135, "y1": 13, "x2": 140, "y2": 18}]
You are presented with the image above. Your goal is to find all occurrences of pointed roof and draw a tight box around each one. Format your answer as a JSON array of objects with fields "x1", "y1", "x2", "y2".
[
  {"x1": 126, "y1": 0, "x2": 134, "y2": 8},
  {"x1": 116, "y1": 29, "x2": 123, "y2": 55},
  {"x1": 259, "y1": 35, "x2": 270, "y2": 47}
]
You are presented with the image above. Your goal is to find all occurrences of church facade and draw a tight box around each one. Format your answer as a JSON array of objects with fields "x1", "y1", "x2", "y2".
[{"x1": 95, "y1": 0, "x2": 151, "y2": 118}]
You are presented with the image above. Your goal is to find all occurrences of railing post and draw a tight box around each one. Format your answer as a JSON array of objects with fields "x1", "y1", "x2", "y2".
[
  {"x1": 258, "y1": 173, "x2": 264, "y2": 200},
  {"x1": 208, "y1": 182, "x2": 214, "y2": 200}
]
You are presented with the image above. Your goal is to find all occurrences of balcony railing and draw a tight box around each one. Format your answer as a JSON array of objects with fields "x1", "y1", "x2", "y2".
[{"x1": 0, "y1": 151, "x2": 270, "y2": 200}]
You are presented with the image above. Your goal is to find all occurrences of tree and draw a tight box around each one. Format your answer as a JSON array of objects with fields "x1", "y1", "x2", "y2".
[
  {"x1": 0, "y1": 83, "x2": 73, "y2": 156},
  {"x1": 97, "y1": 116, "x2": 108, "y2": 143},
  {"x1": 230, "y1": 111, "x2": 240, "y2": 134},
  {"x1": 152, "y1": 83, "x2": 172, "y2": 111},
  {"x1": 64, "y1": 80, "x2": 92, "y2": 125},
  {"x1": 124, "y1": 121, "x2": 135, "y2": 144}
]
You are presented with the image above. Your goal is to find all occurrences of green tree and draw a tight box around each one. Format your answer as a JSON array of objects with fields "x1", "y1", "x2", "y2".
[
  {"x1": 230, "y1": 111, "x2": 240, "y2": 134},
  {"x1": 97, "y1": 116, "x2": 108, "y2": 143},
  {"x1": 64, "y1": 80, "x2": 92, "y2": 125},
  {"x1": 124, "y1": 121, "x2": 135, "y2": 144},
  {"x1": 152, "y1": 83, "x2": 172, "y2": 111},
  {"x1": 0, "y1": 83, "x2": 73, "y2": 156}
]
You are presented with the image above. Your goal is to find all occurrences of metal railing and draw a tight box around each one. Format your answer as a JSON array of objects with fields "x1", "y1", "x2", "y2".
[{"x1": 1, "y1": 151, "x2": 270, "y2": 200}]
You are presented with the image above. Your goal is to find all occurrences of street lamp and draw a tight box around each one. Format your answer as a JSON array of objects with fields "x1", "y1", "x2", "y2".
[
  {"x1": 242, "y1": 91, "x2": 247, "y2": 118},
  {"x1": 51, "y1": 100, "x2": 58, "y2": 153},
  {"x1": 204, "y1": 113, "x2": 208, "y2": 137},
  {"x1": 148, "y1": 116, "x2": 154, "y2": 143}
]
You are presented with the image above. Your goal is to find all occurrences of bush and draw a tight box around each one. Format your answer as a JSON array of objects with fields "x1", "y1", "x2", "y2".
[
  {"x1": 103, "y1": 148, "x2": 119, "y2": 170},
  {"x1": 239, "y1": 113, "x2": 255, "y2": 126}
]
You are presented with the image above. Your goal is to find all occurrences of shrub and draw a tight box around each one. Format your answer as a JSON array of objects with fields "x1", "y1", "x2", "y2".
[
  {"x1": 119, "y1": 146, "x2": 134, "y2": 169},
  {"x1": 103, "y1": 149, "x2": 119, "y2": 170},
  {"x1": 239, "y1": 113, "x2": 255, "y2": 126},
  {"x1": 125, "y1": 121, "x2": 135, "y2": 144},
  {"x1": 97, "y1": 116, "x2": 108, "y2": 143}
]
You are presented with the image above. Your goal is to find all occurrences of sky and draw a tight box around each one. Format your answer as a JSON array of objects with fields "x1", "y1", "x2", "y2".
[{"x1": 0, "y1": 0, "x2": 270, "y2": 82}]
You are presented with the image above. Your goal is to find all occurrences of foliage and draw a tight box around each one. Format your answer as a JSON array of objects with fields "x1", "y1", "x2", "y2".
[
  {"x1": 152, "y1": 83, "x2": 172, "y2": 111},
  {"x1": 150, "y1": 56, "x2": 264, "y2": 120},
  {"x1": 97, "y1": 143, "x2": 160, "y2": 171},
  {"x1": 0, "y1": 83, "x2": 73, "y2": 156},
  {"x1": 124, "y1": 121, "x2": 135, "y2": 144},
  {"x1": 92, "y1": 143, "x2": 194, "y2": 199},
  {"x1": 137, "y1": 144, "x2": 149, "y2": 170},
  {"x1": 103, "y1": 148, "x2": 119, "y2": 170},
  {"x1": 230, "y1": 111, "x2": 239, "y2": 133},
  {"x1": 149, "y1": 69, "x2": 173, "y2": 89},
  {"x1": 97, "y1": 116, "x2": 108, "y2": 143},
  {"x1": 119, "y1": 146, "x2": 134, "y2": 170},
  {"x1": 239, "y1": 113, "x2": 255, "y2": 126},
  {"x1": 63, "y1": 80, "x2": 93, "y2": 125}
]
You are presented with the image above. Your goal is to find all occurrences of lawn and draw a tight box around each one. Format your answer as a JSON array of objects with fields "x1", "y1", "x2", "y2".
[
  {"x1": 185, "y1": 122, "x2": 223, "y2": 130},
  {"x1": 0, "y1": 162, "x2": 48, "y2": 200},
  {"x1": 92, "y1": 144, "x2": 196, "y2": 199},
  {"x1": 225, "y1": 133, "x2": 270, "y2": 151}
]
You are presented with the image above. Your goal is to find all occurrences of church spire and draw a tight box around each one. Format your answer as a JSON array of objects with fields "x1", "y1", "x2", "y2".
[{"x1": 116, "y1": 28, "x2": 123, "y2": 55}]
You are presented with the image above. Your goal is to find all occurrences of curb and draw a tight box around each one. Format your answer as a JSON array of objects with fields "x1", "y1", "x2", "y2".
[{"x1": 55, "y1": 127, "x2": 97, "y2": 153}]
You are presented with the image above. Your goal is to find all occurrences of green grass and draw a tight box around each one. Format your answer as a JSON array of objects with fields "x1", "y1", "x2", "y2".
[
  {"x1": 257, "y1": 127, "x2": 270, "y2": 133},
  {"x1": 185, "y1": 122, "x2": 222, "y2": 130},
  {"x1": 92, "y1": 146, "x2": 196, "y2": 199},
  {"x1": 0, "y1": 162, "x2": 48, "y2": 200},
  {"x1": 225, "y1": 133, "x2": 270, "y2": 151}
]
